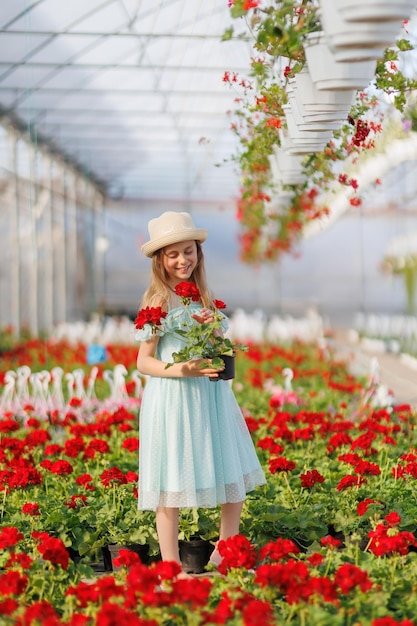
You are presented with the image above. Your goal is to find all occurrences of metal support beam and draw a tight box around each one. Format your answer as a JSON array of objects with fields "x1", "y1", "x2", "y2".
[
  {"x1": 43, "y1": 152, "x2": 54, "y2": 333},
  {"x1": 29, "y1": 143, "x2": 39, "y2": 337},
  {"x1": 57, "y1": 162, "x2": 68, "y2": 324},
  {"x1": 9, "y1": 128, "x2": 20, "y2": 337}
]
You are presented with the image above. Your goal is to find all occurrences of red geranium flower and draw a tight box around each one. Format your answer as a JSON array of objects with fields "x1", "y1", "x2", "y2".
[
  {"x1": 268, "y1": 456, "x2": 296, "y2": 474},
  {"x1": 243, "y1": 599, "x2": 275, "y2": 626},
  {"x1": 307, "y1": 553, "x2": 324, "y2": 567},
  {"x1": 357, "y1": 499, "x2": 378, "y2": 516},
  {"x1": 174, "y1": 281, "x2": 201, "y2": 302},
  {"x1": 83, "y1": 438, "x2": 110, "y2": 459},
  {"x1": 21, "y1": 503, "x2": 41, "y2": 516},
  {"x1": 338, "y1": 452, "x2": 362, "y2": 466},
  {"x1": 320, "y1": 535, "x2": 342, "y2": 549},
  {"x1": 336, "y1": 474, "x2": 367, "y2": 491},
  {"x1": 243, "y1": 0, "x2": 259, "y2": 10},
  {"x1": 76, "y1": 473, "x2": 94, "y2": 491},
  {"x1": 334, "y1": 563, "x2": 372, "y2": 594},
  {"x1": 171, "y1": 577, "x2": 213, "y2": 609},
  {"x1": 300, "y1": 469, "x2": 325, "y2": 489},
  {"x1": 26, "y1": 417, "x2": 41, "y2": 428},
  {"x1": 66, "y1": 580, "x2": 100, "y2": 607},
  {"x1": 0, "y1": 526, "x2": 24, "y2": 549},
  {"x1": 255, "y1": 560, "x2": 311, "y2": 604},
  {"x1": 122, "y1": 437, "x2": 139, "y2": 452},
  {"x1": 64, "y1": 436, "x2": 86, "y2": 458},
  {"x1": 21, "y1": 601, "x2": 60, "y2": 625},
  {"x1": 44, "y1": 443, "x2": 64, "y2": 456},
  {"x1": 24, "y1": 429, "x2": 51, "y2": 448},
  {"x1": 95, "y1": 602, "x2": 155, "y2": 625},
  {"x1": 217, "y1": 535, "x2": 257, "y2": 574},
  {"x1": 35, "y1": 535, "x2": 69, "y2": 570},
  {"x1": 134, "y1": 306, "x2": 167, "y2": 331},
  {"x1": 125, "y1": 470, "x2": 138, "y2": 483},
  {"x1": 354, "y1": 460, "x2": 381, "y2": 476},
  {"x1": 0, "y1": 570, "x2": 28, "y2": 595},
  {"x1": 64, "y1": 494, "x2": 88, "y2": 509},
  {"x1": 100, "y1": 467, "x2": 127, "y2": 486},
  {"x1": 112, "y1": 549, "x2": 141, "y2": 570},
  {"x1": 0, "y1": 598, "x2": 18, "y2": 616},
  {"x1": 41, "y1": 459, "x2": 74, "y2": 476},
  {"x1": 69, "y1": 397, "x2": 83, "y2": 408},
  {"x1": 153, "y1": 560, "x2": 182, "y2": 580},
  {"x1": 5, "y1": 553, "x2": 33, "y2": 570},
  {"x1": 367, "y1": 522, "x2": 417, "y2": 557},
  {"x1": 259, "y1": 538, "x2": 300, "y2": 562},
  {"x1": 385, "y1": 511, "x2": 401, "y2": 527},
  {"x1": 0, "y1": 419, "x2": 19, "y2": 433},
  {"x1": 3, "y1": 465, "x2": 42, "y2": 490}
]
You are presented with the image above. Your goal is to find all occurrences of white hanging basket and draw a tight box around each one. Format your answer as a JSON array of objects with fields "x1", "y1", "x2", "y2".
[
  {"x1": 269, "y1": 145, "x2": 305, "y2": 185},
  {"x1": 291, "y1": 67, "x2": 355, "y2": 114},
  {"x1": 271, "y1": 189, "x2": 294, "y2": 204},
  {"x1": 268, "y1": 183, "x2": 295, "y2": 207},
  {"x1": 288, "y1": 94, "x2": 349, "y2": 125},
  {"x1": 284, "y1": 101, "x2": 341, "y2": 133},
  {"x1": 273, "y1": 144, "x2": 304, "y2": 172},
  {"x1": 278, "y1": 128, "x2": 329, "y2": 155},
  {"x1": 304, "y1": 32, "x2": 376, "y2": 91},
  {"x1": 338, "y1": 0, "x2": 417, "y2": 23},
  {"x1": 319, "y1": 0, "x2": 406, "y2": 62}
]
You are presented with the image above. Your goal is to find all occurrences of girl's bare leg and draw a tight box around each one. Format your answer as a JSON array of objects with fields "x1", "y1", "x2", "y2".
[
  {"x1": 156, "y1": 506, "x2": 180, "y2": 563},
  {"x1": 210, "y1": 501, "x2": 244, "y2": 566},
  {"x1": 156, "y1": 506, "x2": 194, "y2": 579}
]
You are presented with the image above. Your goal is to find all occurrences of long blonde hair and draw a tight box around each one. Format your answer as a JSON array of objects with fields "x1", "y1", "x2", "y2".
[{"x1": 141, "y1": 241, "x2": 212, "y2": 310}]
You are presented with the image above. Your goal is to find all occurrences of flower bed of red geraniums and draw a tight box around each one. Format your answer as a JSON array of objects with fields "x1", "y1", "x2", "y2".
[{"x1": 1, "y1": 340, "x2": 417, "y2": 623}]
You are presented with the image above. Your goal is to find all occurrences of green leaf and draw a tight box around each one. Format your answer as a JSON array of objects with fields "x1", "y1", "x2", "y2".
[
  {"x1": 397, "y1": 38, "x2": 413, "y2": 52},
  {"x1": 222, "y1": 27, "x2": 234, "y2": 42}
]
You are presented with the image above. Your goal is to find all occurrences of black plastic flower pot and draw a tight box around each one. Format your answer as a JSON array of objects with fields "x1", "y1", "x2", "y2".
[
  {"x1": 108, "y1": 543, "x2": 150, "y2": 571},
  {"x1": 209, "y1": 354, "x2": 235, "y2": 382},
  {"x1": 179, "y1": 538, "x2": 213, "y2": 574}
]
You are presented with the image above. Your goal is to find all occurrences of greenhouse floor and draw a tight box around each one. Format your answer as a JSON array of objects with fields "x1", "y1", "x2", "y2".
[{"x1": 331, "y1": 328, "x2": 417, "y2": 406}]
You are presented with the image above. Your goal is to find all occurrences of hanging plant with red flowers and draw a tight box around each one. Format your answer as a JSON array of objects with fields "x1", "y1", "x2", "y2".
[{"x1": 225, "y1": 0, "x2": 417, "y2": 263}]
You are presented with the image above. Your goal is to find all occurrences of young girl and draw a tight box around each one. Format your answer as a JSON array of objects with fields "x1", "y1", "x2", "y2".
[{"x1": 135, "y1": 211, "x2": 266, "y2": 575}]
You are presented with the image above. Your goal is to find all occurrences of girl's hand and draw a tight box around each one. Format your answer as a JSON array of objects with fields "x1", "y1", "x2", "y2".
[
  {"x1": 182, "y1": 358, "x2": 224, "y2": 378},
  {"x1": 191, "y1": 308, "x2": 215, "y2": 324}
]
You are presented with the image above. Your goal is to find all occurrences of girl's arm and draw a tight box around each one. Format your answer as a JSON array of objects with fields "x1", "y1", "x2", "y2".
[{"x1": 137, "y1": 335, "x2": 221, "y2": 378}]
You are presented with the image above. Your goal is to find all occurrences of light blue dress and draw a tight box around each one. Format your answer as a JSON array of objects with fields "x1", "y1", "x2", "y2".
[{"x1": 135, "y1": 302, "x2": 266, "y2": 511}]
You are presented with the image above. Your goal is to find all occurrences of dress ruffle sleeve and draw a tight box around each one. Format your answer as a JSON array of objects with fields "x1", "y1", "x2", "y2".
[{"x1": 134, "y1": 324, "x2": 165, "y2": 342}]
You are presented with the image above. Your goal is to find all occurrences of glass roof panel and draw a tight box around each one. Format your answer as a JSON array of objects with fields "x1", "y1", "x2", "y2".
[
  {"x1": 7, "y1": 0, "x2": 108, "y2": 31},
  {"x1": 0, "y1": 0, "x2": 251, "y2": 201},
  {"x1": 0, "y1": 65, "x2": 60, "y2": 89},
  {"x1": 0, "y1": 0, "x2": 36, "y2": 29},
  {"x1": 86, "y1": 67, "x2": 158, "y2": 90},
  {"x1": 76, "y1": 36, "x2": 140, "y2": 64},
  {"x1": 165, "y1": 93, "x2": 232, "y2": 114},
  {"x1": 0, "y1": 32, "x2": 50, "y2": 62},
  {"x1": 68, "y1": 3, "x2": 129, "y2": 34},
  {"x1": 29, "y1": 35, "x2": 105, "y2": 62}
]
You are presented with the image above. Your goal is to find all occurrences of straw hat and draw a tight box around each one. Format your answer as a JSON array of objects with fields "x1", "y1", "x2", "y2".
[{"x1": 141, "y1": 211, "x2": 207, "y2": 257}]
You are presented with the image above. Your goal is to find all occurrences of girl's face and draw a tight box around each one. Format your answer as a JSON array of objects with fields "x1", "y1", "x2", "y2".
[{"x1": 162, "y1": 239, "x2": 198, "y2": 285}]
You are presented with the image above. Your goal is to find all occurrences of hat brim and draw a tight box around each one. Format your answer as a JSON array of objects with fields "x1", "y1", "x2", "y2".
[{"x1": 141, "y1": 229, "x2": 207, "y2": 257}]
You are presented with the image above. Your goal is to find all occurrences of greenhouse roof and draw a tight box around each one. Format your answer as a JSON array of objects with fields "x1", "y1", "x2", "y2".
[{"x1": 0, "y1": 0, "x2": 252, "y2": 201}]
